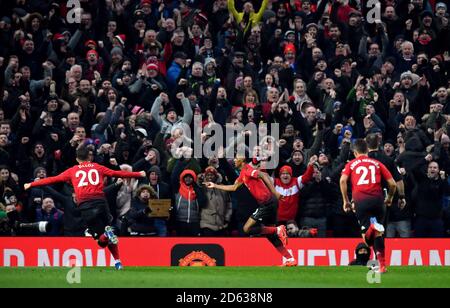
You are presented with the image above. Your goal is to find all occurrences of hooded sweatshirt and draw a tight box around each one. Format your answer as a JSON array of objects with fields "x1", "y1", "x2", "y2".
[
  {"x1": 150, "y1": 96, "x2": 193, "y2": 137},
  {"x1": 175, "y1": 169, "x2": 201, "y2": 223}
]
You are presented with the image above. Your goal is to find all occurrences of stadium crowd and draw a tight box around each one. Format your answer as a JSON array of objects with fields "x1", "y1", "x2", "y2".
[{"x1": 0, "y1": 0, "x2": 449, "y2": 238}]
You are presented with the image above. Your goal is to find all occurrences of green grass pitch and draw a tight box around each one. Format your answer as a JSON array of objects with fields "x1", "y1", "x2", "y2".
[{"x1": 1, "y1": 267, "x2": 450, "y2": 288}]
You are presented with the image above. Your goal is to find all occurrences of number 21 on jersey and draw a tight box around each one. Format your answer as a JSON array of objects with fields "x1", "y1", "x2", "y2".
[{"x1": 355, "y1": 165, "x2": 376, "y2": 185}]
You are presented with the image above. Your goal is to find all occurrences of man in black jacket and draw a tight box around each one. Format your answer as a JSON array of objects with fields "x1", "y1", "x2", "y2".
[
  {"x1": 412, "y1": 161, "x2": 449, "y2": 237},
  {"x1": 299, "y1": 165, "x2": 335, "y2": 237},
  {"x1": 366, "y1": 133, "x2": 410, "y2": 237},
  {"x1": 126, "y1": 185, "x2": 157, "y2": 236}
]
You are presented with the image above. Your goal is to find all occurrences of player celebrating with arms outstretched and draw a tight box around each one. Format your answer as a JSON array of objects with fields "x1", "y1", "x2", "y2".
[
  {"x1": 24, "y1": 146, "x2": 146, "y2": 270},
  {"x1": 340, "y1": 139, "x2": 396, "y2": 273},
  {"x1": 204, "y1": 155, "x2": 297, "y2": 266}
]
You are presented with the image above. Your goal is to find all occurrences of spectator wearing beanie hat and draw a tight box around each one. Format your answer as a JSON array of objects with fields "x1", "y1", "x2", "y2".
[
  {"x1": 203, "y1": 57, "x2": 217, "y2": 86},
  {"x1": 84, "y1": 39, "x2": 97, "y2": 51},
  {"x1": 150, "y1": 92, "x2": 193, "y2": 138},
  {"x1": 135, "y1": 60, "x2": 168, "y2": 104},
  {"x1": 284, "y1": 43, "x2": 297, "y2": 68},
  {"x1": 435, "y1": 2, "x2": 448, "y2": 30},
  {"x1": 110, "y1": 46, "x2": 123, "y2": 61},
  {"x1": 139, "y1": 0, "x2": 159, "y2": 30},
  {"x1": 85, "y1": 49, "x2": 104, "y2": 81},
  {"x1": 230, "y1": 106, "x2": 243, "y2": 122},
  {"x1": 147, "y1": 62, "x2": 159, "y2": 75},
  {"x1": 262, "y1": 10, "x2": 276, "y2": 24},
  {"x1": 198, "y1": 166, "x2": 232, "y2": 236},
  {"x1": 274, "y1": 156, "x2": 316, "y2": 224},
  {"x1": 147, "y1": 165, "x2": 171, "y2": 199},
  {"x1": 147, "y1": 44, "x2": 167, "y2": 75},
  {"x1": 113, "y1": 34, "x2": 126, "y2": 49}
]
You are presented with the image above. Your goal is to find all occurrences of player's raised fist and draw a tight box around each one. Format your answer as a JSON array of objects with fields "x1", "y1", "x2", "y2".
[
  {"x1": 24, "y1": 183, "x2": 31, "y2": 191},
  {"x1": 309, "y1": 155, "x2": 318, "y2": 165},
  {"x1": 204, "y1": 182, "x2": 215, "y2": 189},
  {"x1": 139, "y1": 171, "x2": 147, "y2": 178}
]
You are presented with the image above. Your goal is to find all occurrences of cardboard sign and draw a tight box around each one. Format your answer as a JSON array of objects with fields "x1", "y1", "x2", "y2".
[{"x1": 148, "y1": 199, "x2": 171, "y2": 218}]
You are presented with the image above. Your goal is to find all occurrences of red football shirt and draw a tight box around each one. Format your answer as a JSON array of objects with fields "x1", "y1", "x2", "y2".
[
  {"x1": 341, "y1": 155, "x2": 393, "y2": 202},
  {"x1": 30, "y1": 162, "x2": 142, "y2": 205},
  {"x1": 237, "y1": 164, "x2": 272, "y2": 205}
]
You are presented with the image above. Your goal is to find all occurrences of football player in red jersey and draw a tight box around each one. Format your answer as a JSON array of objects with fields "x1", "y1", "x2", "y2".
[
  {"x1": 24, "y1": 146, "x2": 146, "y2": 270},
  {"x1": 204, "y1": 155, "x2": 297, "y2": 266},
  {"x1": 340, "y1": 139, "x2": 397, "y2": 273}
]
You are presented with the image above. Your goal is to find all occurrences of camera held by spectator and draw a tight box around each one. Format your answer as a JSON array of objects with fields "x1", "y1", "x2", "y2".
[{"x1": 5, "y1": 207, "x2": 52, "y2": 235}]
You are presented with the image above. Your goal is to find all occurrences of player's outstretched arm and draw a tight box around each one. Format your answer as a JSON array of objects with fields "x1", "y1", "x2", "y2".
[
  {"x1": 100, "y1": 165, "x2": 146, "y2": 179},
  {"x1": 24, "y1": 170, "x2": 71, "y2": 190},
  {"x1": 258, "y1": 172, "x2": 282, "y2": 200},
  {"x1": 204, "y1": 179, "x2": 242, "y2": 192}
]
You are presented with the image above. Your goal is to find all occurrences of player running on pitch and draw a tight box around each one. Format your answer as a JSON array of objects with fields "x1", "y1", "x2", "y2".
[
  {"x1": 204, "y1": 155, "x2": 297, "y2": 266},
  {"x1": 340, "y1": 139, "x2": 396, "y2": 273},
  {"x1": 24, "y1": 146, "x2": 146, "y2": 270}
]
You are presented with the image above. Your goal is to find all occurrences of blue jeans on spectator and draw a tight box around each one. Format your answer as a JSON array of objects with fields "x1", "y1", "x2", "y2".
[
  {"x1": 414, "y1": 217, "x2": 444, "y2": 238},
  {"x1": 154, "y1": 218, "x2": 167, "y2": 237},
  {"x1": 386, "y1": 220, "x2": 412, "y2": 238},
  {"x1": 299, "y1": 217, "x2": 327, "y2": 237}
]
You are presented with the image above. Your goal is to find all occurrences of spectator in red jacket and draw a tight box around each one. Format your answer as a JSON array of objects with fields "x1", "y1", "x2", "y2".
[{"x1": 274, "y1": 155, "x2": 317, "y2": 224}]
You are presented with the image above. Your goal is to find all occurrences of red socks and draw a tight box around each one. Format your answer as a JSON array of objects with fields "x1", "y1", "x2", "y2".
[
  {"x1": 98, "y1": 234, "x2": 108, "y2": 247},
  {"x1": 276, "y1": 245, "x2": 293, "y2": 259},
  {"x1": 98, "y1": 234, "x2": 120, "y2": 260},
  {"x1": 365, "y1": 224, "x2": 375, "y2": 244},
  {"x1": 261, "y1": 226, "x2": 277, "y2": 235},
  {"x1": 108, "y1": 243, "x2": 120, "y2": 260}
]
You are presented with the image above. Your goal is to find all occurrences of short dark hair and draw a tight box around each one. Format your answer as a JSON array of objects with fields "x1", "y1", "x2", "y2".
[
  {"x1": 329, "y1": 23, "x2": 340, "y2": 30},
  {"x1": 353, "y1": 139, "x2": 369, "y2": 154},
  {"x1": 365, "y1": 133, "x2": 380, "y2": 150},
  {"x1": 76, "y1": 145, "x2": 90, "y2": 161}
]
